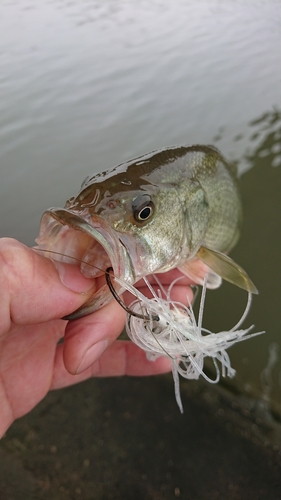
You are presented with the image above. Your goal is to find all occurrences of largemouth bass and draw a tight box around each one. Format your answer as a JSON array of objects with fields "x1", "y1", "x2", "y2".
[{"x1": 36, "y1": 145, "x2": 257, "y2": 319}]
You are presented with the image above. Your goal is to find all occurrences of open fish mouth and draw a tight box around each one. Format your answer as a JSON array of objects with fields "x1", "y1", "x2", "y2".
[{"x1": 36, "y1": 208, "x2": 134, "y2": 319}]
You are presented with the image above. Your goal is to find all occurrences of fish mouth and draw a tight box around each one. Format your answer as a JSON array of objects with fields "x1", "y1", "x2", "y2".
[{"x1": 36, "y1": 208, "x2": 134, "y2": 319}]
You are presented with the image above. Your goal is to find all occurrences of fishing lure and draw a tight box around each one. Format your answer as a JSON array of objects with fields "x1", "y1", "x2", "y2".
[
  {"x1": 110, "y1": 272, "x2": 263, "y2": 412},
  {"x1": 35, "y1": 249, "x2": 263, "y2": 412}
]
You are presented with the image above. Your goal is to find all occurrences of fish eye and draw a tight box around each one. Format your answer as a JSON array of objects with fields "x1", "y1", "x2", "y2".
[{"x1": 132, "y1": 194, "x2": 155, "y2": 222}]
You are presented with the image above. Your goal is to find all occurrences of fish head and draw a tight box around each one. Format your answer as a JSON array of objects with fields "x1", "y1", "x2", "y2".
[{"x1": 36, "y1": 165, "x2": 189, "y2": 318}]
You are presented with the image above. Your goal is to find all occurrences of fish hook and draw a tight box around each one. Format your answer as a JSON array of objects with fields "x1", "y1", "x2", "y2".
[{"x1": 105, "y1": 267, "x2": 159, "y2": 321}]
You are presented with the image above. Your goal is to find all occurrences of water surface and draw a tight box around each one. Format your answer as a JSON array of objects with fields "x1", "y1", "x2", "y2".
[{"x1": 1, "y1": 0, "x2": 280, "y2": 417}]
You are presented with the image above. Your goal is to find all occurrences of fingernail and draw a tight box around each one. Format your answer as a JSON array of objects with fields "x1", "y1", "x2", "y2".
[
  {"x1": 75, "y1": 339, "x2": 109, "y2": 374},
  {"x1": 54, "y1": 262, "x2": 96, "y2": 294}
]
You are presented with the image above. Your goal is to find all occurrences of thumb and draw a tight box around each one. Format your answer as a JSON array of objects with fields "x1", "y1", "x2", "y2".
[{"x1": 0, "y1": 238, "x2": 95, "y2": 328}]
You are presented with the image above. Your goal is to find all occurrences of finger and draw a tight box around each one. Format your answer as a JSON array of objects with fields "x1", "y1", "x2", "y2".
[
  {"x1": 0, "y1": 320, "x2": 63, "y2": 436},
  {"x1": 63, "y1": 300, "x2": 126, "y2": 375},
  {"x1": 51, "y1": 340, "x2": 172, "y2": 389},
  {"x1": 0, "y1": 238, "x2": 96, "y2": 329},
  {"x1": 136, "y1": 269, "x2": 194, "y2": 287},
  {"x1": 123, "y1": 283, "x2": 194, "y2": 308},
  {"x1": 62, "y1": 280, "x2": 193, "y2": 376},
  {"x1": 138, "y1": 284, "x2": 193, "y2": 303}
]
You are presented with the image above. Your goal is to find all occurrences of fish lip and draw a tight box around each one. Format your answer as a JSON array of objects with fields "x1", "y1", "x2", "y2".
[
  {"x1": 36, "y1": 207, "x2": 135, "y2": 318},
  {"x1": 46, "y1": 207, "x2": 120, "y2": 271}
]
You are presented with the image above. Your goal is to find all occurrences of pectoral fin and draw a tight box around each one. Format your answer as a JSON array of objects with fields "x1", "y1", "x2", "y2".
[{"x1": 196, "y1": 246, "x2": 258, "y2": 294}]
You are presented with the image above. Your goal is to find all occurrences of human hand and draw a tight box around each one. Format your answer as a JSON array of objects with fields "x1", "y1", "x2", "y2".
[{"x1": 0, "y1": 238, "x2": 193, "y2": 437}]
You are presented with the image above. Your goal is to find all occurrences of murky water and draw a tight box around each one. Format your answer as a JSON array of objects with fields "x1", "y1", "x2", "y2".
[{"x1": 1, "y1": 0, "x2": 281, "y2": 417}]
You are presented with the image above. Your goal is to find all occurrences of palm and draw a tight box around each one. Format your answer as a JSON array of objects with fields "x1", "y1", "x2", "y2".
[{"x1": 0, "y1": 320, "x2": 62, "y2": 425}]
